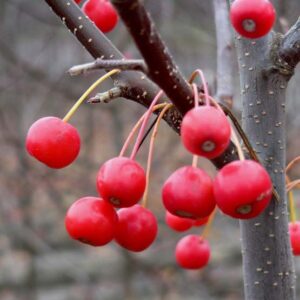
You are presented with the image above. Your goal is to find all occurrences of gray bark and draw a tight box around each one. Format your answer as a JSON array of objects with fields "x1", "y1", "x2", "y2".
[
  {"x1": 213, "y1": 0, "x2": 234, "y2": 107},
  {"x1": 236, "y1": 34, "x2": 295, "y2": 299}
]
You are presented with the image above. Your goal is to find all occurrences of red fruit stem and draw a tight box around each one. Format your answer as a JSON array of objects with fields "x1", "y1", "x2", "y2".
[
  {"x1": 130, "y1": 90, "x2": 164, "y2": 160},
  {"x1": 142, "y1": 103, "x2": 173, "y2": 207},
  {"x1": 201, "y1": 208, "x2": 217, "y2": 239},
  {"x1": 189, "y1": 69, "x2": 210, "y2": 106},
  {"x1": 192, "y1": 83, "x2": 199, "y2": 108},
  {"x1": 119, "y1": 103, "x2": 167, "y2": 157},
  {"x1": 192, "y1": 155, "x2": 198, "y2": 168},
  {"x1": 203, "y1": 94, "x2": 223, "y2": 111}
]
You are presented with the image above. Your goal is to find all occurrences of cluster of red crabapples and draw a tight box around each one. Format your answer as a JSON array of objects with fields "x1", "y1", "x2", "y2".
[
  {"x1": 26, "y1": 67, "x2": 274, "y2": 270},
  {"x1": 25, "y1": 0, "x2": 279, "y2": 269},
  {"x1": 75, "y1": 0, "x2": 118, "y2": 33}
]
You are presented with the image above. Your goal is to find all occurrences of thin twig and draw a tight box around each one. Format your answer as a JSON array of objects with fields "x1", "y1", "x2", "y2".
[
  {"x1": 68, "y1": 59, "x2": 148, "y2": 76},
  {"x1": 87, "y1": 87, "x2": 122, "y2": 103}
]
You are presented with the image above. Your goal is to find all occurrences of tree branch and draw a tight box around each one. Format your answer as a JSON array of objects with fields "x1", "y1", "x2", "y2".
[
  {"x1": 43, "y1": 0, "x2": 182, "y2": 132},
  {"x1": 68, "y1": 59, "x2": 148, "y2": 76},
  {"x1": 111, "y1": 0, "x2": 194, "y2": 114},
  {"x1": 43, "y1": 0, "x2": 240, "y2": 169},
  {"x1": 87, "y1": 87, "x2": 122, "y2": 103},
  {"x1": 278, "y1": 17, "x2": 300, "y2": 70}
]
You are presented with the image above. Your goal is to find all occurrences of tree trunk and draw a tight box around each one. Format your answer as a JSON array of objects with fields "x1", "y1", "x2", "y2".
[{"x1": 236, "y1": 34, "x2": 296, "y2": 299}]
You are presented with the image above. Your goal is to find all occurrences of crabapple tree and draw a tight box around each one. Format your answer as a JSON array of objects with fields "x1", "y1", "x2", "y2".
[{"x1": 36, "y1": 0, "x2": 300, "y2": 299}]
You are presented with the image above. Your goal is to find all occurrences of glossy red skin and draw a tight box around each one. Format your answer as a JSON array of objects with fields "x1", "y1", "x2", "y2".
[
  {"x1": 289, "y1": 222, "x2": 300, "y2": 255},
  {"x1": 97, "y1": 157, "x2": 146, "y2": 208},
  {"x1": 214, "y1": 160, "x2": 272, "y2": 219},
  {"x1": 115, "y1": 205, "x2": 158, "y2": 252},
  {"x1": 82, "y1": 0, "x2": 118, "y2": 33},
  {"x1": 175, "y1": 235, "x2": 210, "y2": 269},
  {"x1": 26, "y1": 117, "x2": 80, "y2": 169},
  {"x1": 165, "y1": 211, "x2": 193, "y2": 232},
  {"x1": 181, "y1": 106, "x2": 231, "y2": 159},
  {"x1": 74, "y1": 0, "x2": 82, "y2": 4},
  {"x1": 162, "y1": 166, "x2": 216, "y2": 219},
  {"x1": 65, "y1": 197, "x2": 118, "y2": 246},
  {"x1": 230, "y1": 0, "x2": 275, "y2": 39},
  {"x1": 193, "y1": 216, "x2": 210, "y2": 227}
]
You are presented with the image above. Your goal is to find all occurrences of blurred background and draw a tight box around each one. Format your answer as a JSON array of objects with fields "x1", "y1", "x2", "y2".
[{"x1": 0, "y1": 0, "x2": 299, "y2": 299}]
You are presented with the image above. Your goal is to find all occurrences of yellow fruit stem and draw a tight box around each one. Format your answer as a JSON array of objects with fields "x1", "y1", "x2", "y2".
[
  {"x1": 201, "y1": 208, "x2": 217, "y2": 239},
  {"x1": 289, "y1": 190, "x2": 297, "y2": 223},
  {"x1": 63, "y1": 69, "x2": 120, "y2": 123},
  {"x1": 142, "y1": 104, "x2": 173, "y2": 208},
  {"x1": 286, "y1": 175, "x2": 298, "y2": 223}
]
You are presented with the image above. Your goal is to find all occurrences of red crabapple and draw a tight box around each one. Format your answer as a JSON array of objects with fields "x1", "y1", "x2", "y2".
[
  {"x1": 165, "y1": 211, "x2": 194, "y2": 232},
  {"x1": 65, "y1": 196, "x2": 118, "y2": 246},
  {"x1": 115, "y1": 205, "x2": 158, "y2": 252},
  {"x1": 230, "y1": 0, "x2": 275, "y2": 39},
  {"x1": 289, "y1": 222, "x2": 300, "y2": 256},
  {"x1": 26, "y1": 117, "x2": 80, "y2": 169},
  {"x1": 181, "y1": 106, "x2": 231, "y2": 159},
  {"x1": 82, "y1": 0, "x2": 118, "y2": 33},
  {"x1": 175, "y1": 235, "x2": 210, "y2": 269},
  {"x1": 97, "y1": 157, "x2": 146, "y2": 208},
  {"x1": 214, "y1": 160, "x2": 272, "y2": 219},
  {"x1": 162, "y1": 166, "x2": 215, "y2": 219}
]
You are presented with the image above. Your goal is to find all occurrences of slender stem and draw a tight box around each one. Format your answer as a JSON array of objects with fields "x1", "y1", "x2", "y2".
[
  {"x1": 286, "y1": 179, "x2": 300, "y2": 192},
  {"x1": 286, "y1": 156, "x2": 300, "y2": 173},
  {"x1": 192, "y1": 83, "x2": 199, "y2": 108},
  {"x1": 189, "y1": 69, "x2": 210, "y2": 106},
  {"x1": 142, "y1": 104, "x2": 173, "y2": 208},
  {"x1": 204, "y1": 93, "x2": 225, "y2": 112},
  {"x1": 288, "y1": 191, "x2": 297, "y2": 223},
  {"x1": 201, "y1": 208, "x2": 217, "y2": 239},
  {"x1": 119, "y1": 103, "x2": 167, "y2": 157},
  {"x1": 286, "y1": 175, "x2": 297, "y2": 223},
  {"x1": 62, "y1": 69, "x2": 120, "y2": 122},
  {"x1": 192, "y1": 155, "x2": 198, "y2": 168},
  {"x1": 130, "y1": 91, "x2": 164, "y2": 160}
]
